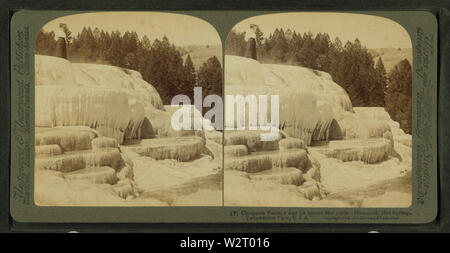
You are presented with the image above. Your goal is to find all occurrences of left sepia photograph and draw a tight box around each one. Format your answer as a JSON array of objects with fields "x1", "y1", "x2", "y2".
[{"x1": 33, "y1": 12, "x2": 223, "y2": 206}]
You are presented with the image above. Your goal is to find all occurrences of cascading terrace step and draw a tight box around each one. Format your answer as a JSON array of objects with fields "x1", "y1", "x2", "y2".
[
  {"x1": 248, "y1": 167, "x2": 304, "y2": 186},
  {"x1": 221, "y1": 130, "x2": 281, "y2": 152},
  {"x1": 62, "y1": 166, "x2": 118, "y2": 184},
  {"x1": 35, "y1": 148, "x2": 123, "y2": 172},
  {"x1": 224, "y1": 149, "x2": 309, "y2": 173},
  {"x1": 310, "y1": 138, "x2": 392, "y2": 164},
  {"x1": 120, "y1": 136, "x2": 205, "y2": 162}
]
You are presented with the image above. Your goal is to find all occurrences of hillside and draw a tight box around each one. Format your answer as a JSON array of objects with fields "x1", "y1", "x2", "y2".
[
  {"x1": 179, "y1": 44, "x2": 222, "y2": 70},
  {"x1": 369, "y1": 47, "x2": 413, "y2": 72}
]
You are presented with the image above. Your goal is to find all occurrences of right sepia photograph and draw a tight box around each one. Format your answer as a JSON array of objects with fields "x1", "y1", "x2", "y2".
[{"x1": 224, "y1": 12, "x2": 413, "y2": 207}]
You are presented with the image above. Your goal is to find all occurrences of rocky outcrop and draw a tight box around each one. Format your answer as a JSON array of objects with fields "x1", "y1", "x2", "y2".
[
  {"x1": 225, "y1": 55, "x2": 353, "y2": 145},
  {"x1": 35, "y1": 55, "x2": 164, "y2": 144},
  {"x1": 35, "y1": 127, "x2": 136, "y2": 201}
]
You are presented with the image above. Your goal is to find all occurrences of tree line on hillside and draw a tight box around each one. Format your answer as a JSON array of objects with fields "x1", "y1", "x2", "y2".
[
  {"x1": 226, "y1": 28, "x2": 412, "y2": 134},
  {"x1": 35, "y1": 27, "x2": 222, "y2": 105}
]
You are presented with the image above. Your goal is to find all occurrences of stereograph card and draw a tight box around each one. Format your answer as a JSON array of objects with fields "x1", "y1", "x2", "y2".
[{"x1": 8, "y1": 10, "x2": 438, "y2": 224}]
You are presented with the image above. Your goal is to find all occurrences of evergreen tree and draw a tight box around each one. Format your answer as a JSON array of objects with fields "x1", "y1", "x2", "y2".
[
  {"x1": 286, "y1": 32, "x2": 303, "y2": 64},
  {"x1": 285, "y1": 29, "x2": 293, "y2": 42},
  {"x1": 135, "y1": 35, "x2": 151, "y2": 73},
  {"x1": 314, "y1": 33, "x2": 331, "y2": 71},
  {"x1": 297, "y1": 32, "x2": 316, "y2": 68},
  {"x1": 268, "y1": 28, "x2": 289, "y2": 62},
  {"x1": 145, "y1": 36, "x2": 187, "y2": 103},
  {"x1": 327, "y1": 37, "x2": 343, "y2": 80},
  {"x1": 106, "y1": 30, "x2": 123, "y2": 66},
  {"x1": 225, "y1": 30, "x2": 246, "y2": 56},
  {"x1": 141, "y1": 35, "x2": 152, "y2": 50},
  {"x1": 375, "y1": 58, "x2": 387, "y2": 90},
  {"x1": 35, "y1": 30, "x2": 57, "y2": 56},
  {"x1": 122, "y1": 31, "x2": 139, "y2": 69},
  {"x1": 183, "y1": 54, "x2": 197, "y2": 100},
  {"x1": 198, "y1": 56, "x2": 223, "y2": 99},
  {"x1": 97, "y1": 30, "x2": 111, "y2": 61},
  {"x1": 385, "y1": 59, "x2": 412, "y2": 134},
  {"x1": 76, "y1": 27, "x2": 97, "y2": 61}
]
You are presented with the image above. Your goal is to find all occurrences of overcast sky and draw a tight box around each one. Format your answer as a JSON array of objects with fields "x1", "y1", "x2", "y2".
[
  {"x1": 42, "y1": 12, "x2": 221, "y2": 47},
  {"x1": 232, "y1": 12, "x2": 412, "y2": 49}
]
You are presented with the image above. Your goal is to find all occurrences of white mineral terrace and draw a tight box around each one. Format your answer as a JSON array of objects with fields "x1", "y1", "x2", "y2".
[{"x1": 34, "y1": 55, "x2": 412, "y2": 207}]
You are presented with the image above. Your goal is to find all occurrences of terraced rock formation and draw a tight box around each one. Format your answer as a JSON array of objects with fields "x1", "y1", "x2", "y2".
[
  {"x1": 34, "y1": 55, "x2": 222, "y2": 206},
  {"x1": 224, "y1": 56, "x2": 412, "y2": 207}
]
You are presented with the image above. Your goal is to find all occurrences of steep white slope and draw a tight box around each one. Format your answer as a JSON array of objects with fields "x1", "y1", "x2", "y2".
[
  {"x1": 352, "y1": 107, "x2": 412, "y2": 147},
  {"x1": 225, "y1": 55, "x2": 352, "y2": 145},
  {"x1": 224, "y1": 56, "x2": 404, "y2": 146},
  {"x1": 225, "y1": 55, "x2": 352, "y2": 113},
  {"x1": 35, "y1": 55, "x2": 163, "y2": 110},
  {"x1": 35, "y1": 55, "x2": 164, "y2": 143},
  {"x1": 73, "y1": 63, "x2": 163, "y2": 111}
]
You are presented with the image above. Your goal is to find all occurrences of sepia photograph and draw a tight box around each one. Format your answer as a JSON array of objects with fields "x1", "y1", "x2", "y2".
[
  {"x1": 32, "y1": 11, "x2": 413, "y2": 208},
  {"x1": 33, "y1": 12, "x2": 223, "y2": 206},
  {"x1": 223, "y1": 12, "x2": 413, "y2": 207}
]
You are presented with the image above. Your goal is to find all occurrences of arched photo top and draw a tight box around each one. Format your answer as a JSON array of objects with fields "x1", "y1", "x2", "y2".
[
  {"x1": 231, "y1": 12, "x2": 411, "y2": 48},
  {"x1": 37, "y1": 11, "x2": 222, "y2": 66},
  {"x1": 33, "y1": 11, "x2": 224, "y2": 207},
  {"x1": 225, "y1": 12, "x2": 412, "y2": 71},
  {"x1": 223, "y1": 12, "x2": 414, "y2": 209}
]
